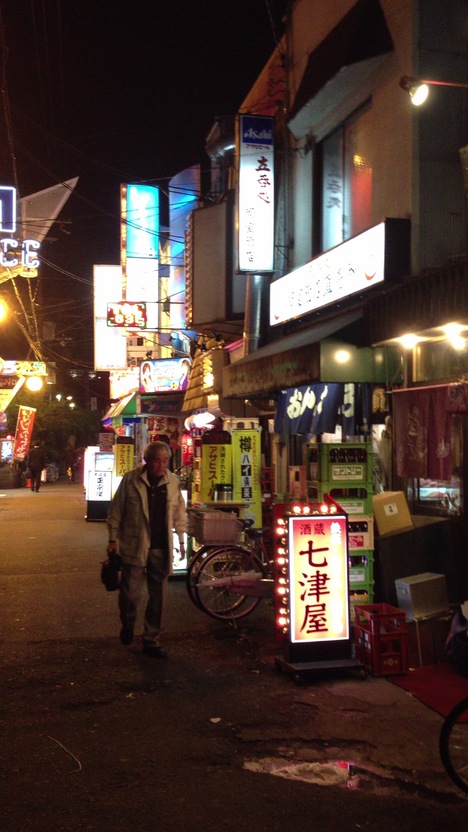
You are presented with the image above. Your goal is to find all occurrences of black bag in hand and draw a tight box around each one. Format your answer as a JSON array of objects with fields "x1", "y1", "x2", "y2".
[{"x1": 101, "y1": 553, "x2": 122, "y2": 592}]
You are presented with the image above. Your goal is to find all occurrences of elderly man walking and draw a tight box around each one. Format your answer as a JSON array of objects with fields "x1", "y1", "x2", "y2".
[{"x1": 106, "y1": 441, "x2": 187, "y2": 658}]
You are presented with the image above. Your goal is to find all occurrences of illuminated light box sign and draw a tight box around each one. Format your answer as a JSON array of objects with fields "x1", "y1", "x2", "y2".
[
  {"x1": 270, "y1": 218, "x2": 410, "y2": 326},
  {"x1": 0, "y1": 360, "x2": 46, "y2": 377},
  {"x1": 121, "y1": 183, "x2": 159, "y2": 303},
  {"x1": 93, "y1": 265, "x2": 127, "y2": 371},
  {"x1": 288, "y1": 512, "x2": 349, "y2": 646},
  {"x1": 274, "y1": 503, "x2": 353, "y2": 666},
  {"x1": 139, "y1": 357, "x2": 192, "y2": 394},
  {"x1": 107, "y1": 302, "x2": 147, "y2": 329},
  {"x1": 0, "y1": 185, "x2": 16, "y2": 232},
  {"x1": 87, "y1": 470, "x2": 112, "y2": 502},
  {"x1": 237, "y1": 114, "x2": 274, "y2": 273},
  {"x1": 0, "y1": 185, "x2": 41, "y2": 270}
]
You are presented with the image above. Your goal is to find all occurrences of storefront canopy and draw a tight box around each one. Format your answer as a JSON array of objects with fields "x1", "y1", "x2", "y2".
[
  {"x1": 365, "y1": 258, "x2": 468, "y2": 345},
  {"x1": 102, "y1": 392, "x2": 138, "y2": 421},
  {"x1": 223, "y1": 308, "x2": 363, "y2": 399}
]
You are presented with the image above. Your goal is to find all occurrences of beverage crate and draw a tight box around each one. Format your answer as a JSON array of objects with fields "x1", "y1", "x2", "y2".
[
  {"x1": 349, "y1": 589, "x2": 374, "y2": 618},
  {"x1": 354, "y1": 603, "x2": 408, "y2": 676},
  {"x1": 348, "y1": 515, "x2": 374, "y2": 549},
  {"x1": 312, "y1": 482, "x2": 374, "y2": 515},
  {"x1": 261, "y1": 467, "x2": 274, "y2": 506},
  {"x1": 348, "y1": 552, "x2": 374, "y2": 586},
  {"x1": 309, "y1": 443, "x2": 373, "y2": 483},
  {"x1": 187, "y1": 509, "x2": 243, "y2": 544}
]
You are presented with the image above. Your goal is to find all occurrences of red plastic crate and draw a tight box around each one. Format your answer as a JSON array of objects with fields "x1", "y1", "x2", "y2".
[{"x1": 354, "y1": 603, "x2": 408, "y2": 676}]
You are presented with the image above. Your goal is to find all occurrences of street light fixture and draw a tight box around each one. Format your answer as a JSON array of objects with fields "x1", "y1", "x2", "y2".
[{"x1": 400, "y1": 75, "x2": 468, "y2": 106}]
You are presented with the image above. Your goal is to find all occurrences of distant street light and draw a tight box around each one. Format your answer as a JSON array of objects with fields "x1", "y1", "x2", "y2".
[
  {"x1": 400, "y1": 75, "x2": 468, "y2": 105},
  {"x1": 25, "y1": 376, "x2": 43, "y2": 392}
]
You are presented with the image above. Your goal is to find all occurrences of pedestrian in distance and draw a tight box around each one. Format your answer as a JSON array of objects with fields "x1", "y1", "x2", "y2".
[
  {"x1": 106, "y1": 441, "x2": 187, "y2": 658},
  {"x1": 27, "y1": 441, "x2": 46, "y2": 492}
]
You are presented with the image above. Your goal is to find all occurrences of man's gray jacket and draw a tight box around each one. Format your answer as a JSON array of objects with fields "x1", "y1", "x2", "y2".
[{"x1": 107, "y1": 465, "x2": 188, "y2": 569}]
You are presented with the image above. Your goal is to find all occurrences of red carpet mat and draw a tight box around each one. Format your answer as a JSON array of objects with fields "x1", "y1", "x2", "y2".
[{"x1": 390, "y1": 662, "x2": 468, "y2": 718}]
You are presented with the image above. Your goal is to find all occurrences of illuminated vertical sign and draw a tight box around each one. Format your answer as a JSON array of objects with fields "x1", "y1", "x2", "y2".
[
  {"x1": 237, "y1": 115, "x2": 274, "y2": 273},
  {"x1": 0, "y1": 186, "x2": 16, "y2": 232},
  {"x1": 232, "y1": 429, "x2": 262, "y2": 528},
  {"x1": 93, "y1": 265, "x2": 127, "y2": 371},
  {"x1": 121, "y1": 183, "x2": 159, "y2": 303},
  {"x1": 288, "y1": 513, "x2": 349, "y2": 645},
  {"x1": 114, "y1": 443, "x2": 135, "y2": 478},
  {"x1": 0, "y1": 185, "x2": 41, "y2": 272},
  {"x1": 169, "y1": 166, "x2": 200, "y2": 329},
  {"x1": 13, "y1": 405, "x2": 36, "y2": 461},
  {"x1": 201, "y1": 442, "x2": 232, "y2": 502}
]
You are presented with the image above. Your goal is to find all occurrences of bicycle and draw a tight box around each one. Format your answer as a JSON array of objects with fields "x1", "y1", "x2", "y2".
[
  {"x1": 439, "y1": 695, "x2": 468, "y2": 794},
  {"x1": 45, "y1": 462, "x2": 60, "y2": 483},
  {"x1": 187, "y1": 521, "x2": 273, "y2": 621}
]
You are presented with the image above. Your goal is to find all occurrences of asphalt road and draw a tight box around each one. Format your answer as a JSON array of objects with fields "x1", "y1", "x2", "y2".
[{"x1": 0, "y1": 481, "x2": 466, "y2": 831}]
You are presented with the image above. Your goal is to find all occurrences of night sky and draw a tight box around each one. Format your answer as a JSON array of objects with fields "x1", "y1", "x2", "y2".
[{"x1": 0, "y1": 0, "x2": 286, "y2": 367}]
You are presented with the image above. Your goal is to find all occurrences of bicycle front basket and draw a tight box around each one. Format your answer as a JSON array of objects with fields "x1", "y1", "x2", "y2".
[{"x1": 191, "y1": 510, "x2": 243, "y2": 544}]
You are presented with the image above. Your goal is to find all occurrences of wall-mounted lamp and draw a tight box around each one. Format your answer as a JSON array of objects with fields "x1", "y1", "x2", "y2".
[{"x1": 400, "y1": 75, "x2": 468, "y2": 106}]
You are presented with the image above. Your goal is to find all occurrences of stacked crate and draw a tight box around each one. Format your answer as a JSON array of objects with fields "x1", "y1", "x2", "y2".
[
  {"x1": 354, "y1": 603, "x2": 408, "y2": 676},
  {"x1": 308, "y1": 442, "x2": 374, "y2": 618}
]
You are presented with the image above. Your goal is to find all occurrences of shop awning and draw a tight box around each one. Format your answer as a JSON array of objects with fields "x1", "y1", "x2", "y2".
[
  {"x1": 181, "y1": 341, "x2": 228, "y2": 413},
  {"x1": 223, "y1": 308, "x2": 363, "y2": 398},
  {"x1": 102, "y1": 392, "x2": 138, "y2": 421},
  {"x1": 288, "y1": 0, "x2": 393, "y2": 139},
  {"x1": 365, "y1": 257, "x2": 468, "y2": 345}
]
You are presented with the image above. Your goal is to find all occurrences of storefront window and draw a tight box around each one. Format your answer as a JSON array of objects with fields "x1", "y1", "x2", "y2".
[
  {"x1": 406, "y1": 415, "x2": 463, "y2": 517},
  {"x1": 413, "y1": 340, "x2": 468, "y2": 382},
  {"x1": 320, "y1": 102, "x2": 373, "y2": 252}
]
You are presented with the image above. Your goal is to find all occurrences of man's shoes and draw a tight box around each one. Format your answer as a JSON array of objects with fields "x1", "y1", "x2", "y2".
[
  {"x1": 143, "y1": 643, "x2": 167, "y2": 658},
  {"x1": 119, "y1": 626, "x2": 134, "y2": 645}
]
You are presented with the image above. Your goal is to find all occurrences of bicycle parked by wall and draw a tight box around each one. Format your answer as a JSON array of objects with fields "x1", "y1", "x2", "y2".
[
  {"x1": 186, "y1": 509, "x2": 273, "y2": 621},
  {"x1": 439, "y1": 695, "x2": 468, "y2": 794}
]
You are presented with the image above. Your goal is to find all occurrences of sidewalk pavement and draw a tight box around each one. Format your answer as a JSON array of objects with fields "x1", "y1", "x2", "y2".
[{"x1": 1, "y1": 479, "x2": 467, "y2": 829}]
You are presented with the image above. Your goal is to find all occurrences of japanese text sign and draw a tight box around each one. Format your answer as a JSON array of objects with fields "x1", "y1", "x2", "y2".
[
  {"x1": 114, "y1": 443, "x2": 134, "y2": 478},
  {"x1": 238, "y1": 115, "x2": 274, "y2": 273},
  {"x1": 13, "y1": 405, "x2": 36, "y2": 461},
  {"x1": 288, "y1": 514, "x2": 349, "y2": 644},
  {"x1": 232, "y1": 429, "x2": 262, "y2": 528}
]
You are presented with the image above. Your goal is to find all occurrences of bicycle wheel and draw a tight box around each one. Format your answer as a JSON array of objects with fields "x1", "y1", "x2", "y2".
[
  {"x1": 194, "y1": 545, "x2": 263, "y2": 620},
  {"x1": 45, "y1": 464, "x2": 59, "y2": 483},
  {"x1": 439, "y1": 695, "x2": 468, "y2": 794},
  {"x1": 186, "y1": 544, "x2": 223, "y2": 608}
]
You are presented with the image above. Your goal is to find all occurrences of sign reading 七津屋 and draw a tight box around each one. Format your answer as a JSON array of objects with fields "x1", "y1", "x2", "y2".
[
  {"x1": 288, "y1": 513, "x2": 349, "y2": 645},
  {"x1": 237, "y1": 115, "x2": 274, "y2": 273}
]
